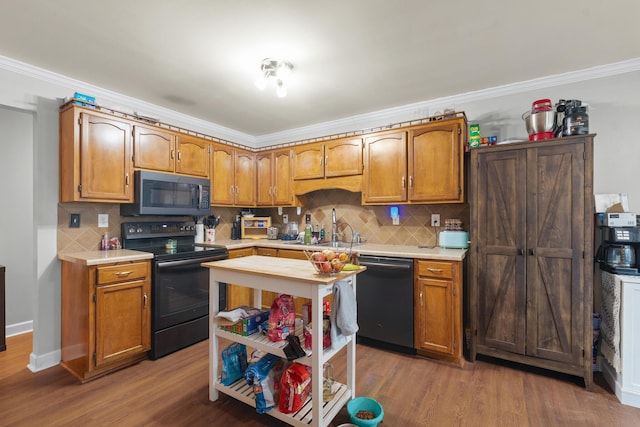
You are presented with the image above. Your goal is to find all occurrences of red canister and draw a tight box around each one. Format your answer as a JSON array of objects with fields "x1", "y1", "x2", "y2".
[{"x1": 531, "y1": 99, "x2": 552, "y2": 113}]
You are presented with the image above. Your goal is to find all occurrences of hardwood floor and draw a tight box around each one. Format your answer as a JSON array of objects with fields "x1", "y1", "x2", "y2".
[{"x1": 1, "y1": 333, "x2": 639, "y2": 426}]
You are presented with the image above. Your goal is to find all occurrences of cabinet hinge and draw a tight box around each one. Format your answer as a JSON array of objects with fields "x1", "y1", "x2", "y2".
[
  {"x1": 78, "y1": 117, "x2": 82, "y2": 126},
  {"x1": 131, "y1": 155, "x2": 135, "y2": 163},
  {"x1": 458, "y1": 187, "x2": 462, "y2": 196},
  {"x1": 453, "y1": 287, "x2": 457, "y2": 296},
  {"x1": 93, "y1": 293, "x2": 96, "y2": 303},
  {"x1": 453, "y1": 339, "x2": 457, "y2": 349},
  {"x1": 457, "y1": 126, "x2": 461, "y2": 135},
  {"x1": 93, "y1": 352, "x2": 96, "y2": 363},
  {"x1": 583, "y1": 151, "x2": 586, "y2": 160},
  {"x1": 78, "y1": 184, "x2": 82, "y2": 193},
  {"x1": 208, "y1": 146, "x2": 212, "y2": 154}
]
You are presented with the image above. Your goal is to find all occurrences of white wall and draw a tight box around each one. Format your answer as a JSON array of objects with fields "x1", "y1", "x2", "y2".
[
  {"x1": 1, "y1": 56, "x2": 639, "y2": 370},
  {"x1": 0, "y1": 105, "x2": 35, "y2": 334}
]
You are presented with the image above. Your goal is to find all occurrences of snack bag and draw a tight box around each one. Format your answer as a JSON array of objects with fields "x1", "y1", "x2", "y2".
[
  {"x1": 267, "y1": 294, "x2": 296, "y2": 342},
  {"x1": 220, "y1": 343, "x2": 247, "y2": 386},
  {"x1": 244, "y1": 353, "x2": 284, "y2": 414},
  {"x1": 279, "y1": 363, "x2": 312, "y2": 414}
]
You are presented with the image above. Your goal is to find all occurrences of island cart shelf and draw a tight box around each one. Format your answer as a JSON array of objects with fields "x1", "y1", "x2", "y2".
[{"x1": 203, "y1": 255, "x2": 365, "y2": 427}]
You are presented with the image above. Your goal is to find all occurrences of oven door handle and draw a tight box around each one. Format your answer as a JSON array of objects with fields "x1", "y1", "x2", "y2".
[{"x1": 156, "y1": 256, "x2": 226, "y2": 269}]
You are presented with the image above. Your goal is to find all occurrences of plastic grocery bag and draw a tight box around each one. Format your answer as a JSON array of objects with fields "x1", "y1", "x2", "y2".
[
  {"x1": 244, "y1": 353, "x2": 285, "y2": 414},
  {"x1": 220, "y1": 343, "x2": 247, "y2": 386}
]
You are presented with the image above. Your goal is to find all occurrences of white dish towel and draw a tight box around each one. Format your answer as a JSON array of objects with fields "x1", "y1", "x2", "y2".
[{"x1": 330, "y1": 280, "x2": 359, "y2": 350}]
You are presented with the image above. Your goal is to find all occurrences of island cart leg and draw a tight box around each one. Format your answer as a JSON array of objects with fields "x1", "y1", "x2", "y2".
[
  {"x1": 209, "y1": 273, "x2": 220, "y2": 401},
  {"x1": 347, "y1": 277, "x2": 356, "y2": 399},
  {"x1": 311, "y1": 284, "x2": 324, "y2": 426}
]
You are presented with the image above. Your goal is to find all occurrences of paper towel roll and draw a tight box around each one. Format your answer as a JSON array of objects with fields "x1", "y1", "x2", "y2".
[{"x1": 195, "y1": 223, "x2": 204, "y2": 243}]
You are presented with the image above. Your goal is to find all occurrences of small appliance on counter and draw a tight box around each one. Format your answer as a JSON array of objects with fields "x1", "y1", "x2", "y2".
[
  {"x1": 439, "y1": 231, "x2": 470, "y2": 249},
  {"x1": 522, "y1": 98, "x2": 589, "y2": 142},
  {"x1": 596, "y1": 213, "x2": 640, "y2": 275},
  {"x1": 438, "y1": 218, "x2": 469, "y2": 249},
  {"x1": 267, "y1": 226, "x2": 279, "y2": 240}
]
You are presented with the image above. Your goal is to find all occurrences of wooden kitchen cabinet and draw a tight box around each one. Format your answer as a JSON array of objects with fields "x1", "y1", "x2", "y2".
[
  {"x1": 362, "y1": 117, "x2": 465, "y2": 205},
  {"x1": 469, "y1": 135, "x2": 594, "y2": 388},
  {"x1": 408, "y1": 118, "x2": 464, "y2": 203},
  {"x1": 414, "y1": 259, "x2": 463, "y2": 366},
  {"x1": 61, "y1": 260, "x2": 151, "y2": 382},
  {"x1": 134, "y1": 125, "x2": 210, "y2": 177},
  {"x1": 256, "y1": 149, "x2": 294, "y2": 206},
  {"x1": 362, "y1": 130, "x2": 408, "y2": 203},
  {"x1": 59, "y1": 105, "x2": 133, "y2": 203},
  {"x1": 225, "y1": 247, "x2": 256, "y2": 308},
  {"x1": 211, "y1": 144, "x2": 255, "y2": 206},
  {"x1": 174, "y1": 134, "x2": 210, "y2": 177},
  {"x1": 292, "y1": 137, "x2": 363, "y2": 180}
]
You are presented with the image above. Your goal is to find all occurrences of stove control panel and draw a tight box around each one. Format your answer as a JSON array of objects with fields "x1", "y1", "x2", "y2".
[{"x1": 122, "y1": 221, "x2": 196, "y2": 240}]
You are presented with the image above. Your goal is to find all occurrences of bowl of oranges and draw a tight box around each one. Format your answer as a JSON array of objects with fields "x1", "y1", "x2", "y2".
[{"x1": 304, "y1": 248, "x2": 356, "y2": 275}]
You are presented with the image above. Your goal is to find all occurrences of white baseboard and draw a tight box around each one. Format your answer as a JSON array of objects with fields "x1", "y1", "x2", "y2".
[
  {"x1": 6, "y1": 320, "x2": 33, "y2": 337},
  {"x1": 6, "y1": 320, "x2": 61, "y2": 372},
  {"x1": 28, "y1": 349, "x2": 61, "y2": 372}
]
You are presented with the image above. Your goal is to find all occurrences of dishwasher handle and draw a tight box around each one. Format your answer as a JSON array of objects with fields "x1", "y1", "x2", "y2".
[{"x1": 358, "y1": 261, "x2": 413, "y2": 271}]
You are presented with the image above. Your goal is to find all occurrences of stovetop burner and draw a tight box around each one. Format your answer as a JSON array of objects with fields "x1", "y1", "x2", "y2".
[{"x1": 122, "y1": 220, "x2": 227, "y2": 260}]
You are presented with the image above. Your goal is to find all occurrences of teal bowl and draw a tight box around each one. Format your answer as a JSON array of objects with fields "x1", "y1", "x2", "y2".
[{"x1": 346, "y1": 397, "x2": 384, "y2": 427}]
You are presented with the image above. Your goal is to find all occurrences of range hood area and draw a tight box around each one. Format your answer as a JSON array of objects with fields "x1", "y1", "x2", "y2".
[{"x1": 293, "y1": 175, "x2": 362, "y2": 196}]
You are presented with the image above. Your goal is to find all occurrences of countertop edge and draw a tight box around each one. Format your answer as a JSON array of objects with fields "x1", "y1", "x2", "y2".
[
  {"x1": 199, "y1": 239, "x2": 467, "y2": 261},
  {"x1": 58, "y1": 250, "x2": 154, "y2": 266}
]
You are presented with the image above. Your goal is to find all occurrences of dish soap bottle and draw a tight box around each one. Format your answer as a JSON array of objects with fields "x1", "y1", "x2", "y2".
[{"x1": 304, "y1": 223, "x2": 312, "y2": 244}]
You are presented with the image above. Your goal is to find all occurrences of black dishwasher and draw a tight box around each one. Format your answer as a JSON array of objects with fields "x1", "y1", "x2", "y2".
[{"x1": 356, "y1": 256, "x2": 416, "y2": 354}]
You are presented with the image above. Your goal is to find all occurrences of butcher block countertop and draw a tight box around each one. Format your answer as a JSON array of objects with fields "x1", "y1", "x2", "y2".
[
  {"x1": 57, "y1": 249, "x2": 154, "y2": 265},
  {"x1": 202, "y1": 255, "x2": 365, "y2": 284},
  {"x1": 202, "y1": 238, "x2": 467, "y2": 261}
]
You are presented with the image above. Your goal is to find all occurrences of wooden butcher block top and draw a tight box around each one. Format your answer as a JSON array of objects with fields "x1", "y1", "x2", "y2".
[{"x1": 202, "y1": 255, "x2": 365, "y2": 284}]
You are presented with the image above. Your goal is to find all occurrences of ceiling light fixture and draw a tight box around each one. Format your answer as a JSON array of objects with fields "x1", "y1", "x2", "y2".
[{"x1": 254, "y1": 58, "x2": 293, "y2": 98}]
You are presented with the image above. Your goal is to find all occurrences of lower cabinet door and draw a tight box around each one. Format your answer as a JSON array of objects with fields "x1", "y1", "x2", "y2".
[
  {"x1": 415, "y1": 277, "x2": 454, "y2": 355},
  {"x1": 95, "y1": 279, "x2": 150, "y2": 367}
]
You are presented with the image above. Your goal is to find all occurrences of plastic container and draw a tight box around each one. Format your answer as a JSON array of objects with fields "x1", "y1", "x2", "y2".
[{"x1": 347, "y1": 397, "x2": 384, "y2": 427}]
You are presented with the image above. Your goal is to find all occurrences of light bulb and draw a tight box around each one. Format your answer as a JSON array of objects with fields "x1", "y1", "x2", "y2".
[
  {"x1": 254, "y1": 74, "x2": 268, "y2": 91},
  {"x1": 276, "y1": 79, "x2": 287, "y2": 98},
  {"x1": 276, "y1": 62, "x2": 292, "y2": 81}
]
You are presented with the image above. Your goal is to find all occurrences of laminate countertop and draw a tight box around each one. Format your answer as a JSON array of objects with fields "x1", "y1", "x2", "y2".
[
  {"x1": 57, "y1": 249, "x2": 154, "y2": 265},
  {"x1": 200, "y1": 238, "x2": 467, "y2": 261}
]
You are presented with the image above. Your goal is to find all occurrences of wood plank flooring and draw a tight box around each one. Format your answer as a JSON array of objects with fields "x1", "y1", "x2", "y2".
[{"x1": 1, "y1": 333, "x2": 639, "y2": 426}]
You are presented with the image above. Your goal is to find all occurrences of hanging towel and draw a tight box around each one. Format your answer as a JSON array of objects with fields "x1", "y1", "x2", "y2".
[{"x1": 330, "y1": 280, "x2": 358, "y2": 349}]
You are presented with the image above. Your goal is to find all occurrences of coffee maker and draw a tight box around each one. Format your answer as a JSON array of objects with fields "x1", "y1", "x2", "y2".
[{"x1": 595, "y1": 213, "x2": 640, "y2": 275}]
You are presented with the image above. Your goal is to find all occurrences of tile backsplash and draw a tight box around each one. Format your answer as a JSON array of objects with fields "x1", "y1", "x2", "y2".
[{"x1": 57, "y1": 191, "x2": 469, "y2": 252}]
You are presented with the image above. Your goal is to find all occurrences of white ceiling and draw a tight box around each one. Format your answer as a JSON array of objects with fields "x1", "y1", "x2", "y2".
[{"x1": 1, "y1": 0, "x2": 639, "y2": 137}]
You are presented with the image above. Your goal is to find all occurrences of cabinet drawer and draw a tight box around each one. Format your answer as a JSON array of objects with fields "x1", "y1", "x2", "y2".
[
  {"x1": 416, "y1": 260, "x2": 453, "y2": 279},
  {"x1": 97, "y1": 262, "x2": 149, "y2": 285},
  {"x1": 228, "y1": 248, "x2": 255, "y2": 258}
]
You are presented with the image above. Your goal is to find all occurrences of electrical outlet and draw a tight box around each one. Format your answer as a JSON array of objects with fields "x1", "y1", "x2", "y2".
[
  {"x1": 431, "y1": 214, "x2": 441, "y2": 227},
  {"x1": 69, "y1": 213, "x2": 80, "y2": 228},
  {"x1": 98, "y1": 214, "x2": 109, "y2": 228},
  {"x1": 305, "y1": 214, "x2": 311, "y2": 223},
  {"x1": 282, "y1": 214, "x2": 288, "y2": 224}
]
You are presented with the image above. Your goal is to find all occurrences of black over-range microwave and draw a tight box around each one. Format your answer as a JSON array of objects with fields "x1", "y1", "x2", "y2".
[{"x1": 120, "y1": 171, "x2": 211, "y2": 216}]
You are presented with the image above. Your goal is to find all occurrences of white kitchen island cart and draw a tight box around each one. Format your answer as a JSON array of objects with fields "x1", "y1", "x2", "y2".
[{"x1": 203, "y1": 255, "x2": 365, "y2": 427}]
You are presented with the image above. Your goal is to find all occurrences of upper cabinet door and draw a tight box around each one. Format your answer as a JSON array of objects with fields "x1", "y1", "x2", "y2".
[
  {"x1": 256, "y1": 152, "x2": 273, "y2": 206},
  {"x1": 325, "y1": 137, "x2": 363, "y2": 177},
  {"x1": 234, "y1": 149, "x2": 256, "y2": 207},
  {"x1": 292, "y1": 142, "x2": 324, "y2": 180},
  {"x1": 175, "y1": 135, "x2": 210, "y2": 178},
  {"x1": 362, "y1": 130, "x2": 407, "y2": 204},
  {"x1": 79, "y1": 112, "x2": 133, "y2": 202},
  {"x1": 133, "y1": 125, "x2": 176, "y2": 173},
  {"x1": 211, "y1": 143, "x2": 235, "y2": 205},
  {"x1": 273, "y1": 149, "x2": 293, "y2": 205},
  {"x1": 408, "y1": 119, "x2": 464, "y2": 203}
]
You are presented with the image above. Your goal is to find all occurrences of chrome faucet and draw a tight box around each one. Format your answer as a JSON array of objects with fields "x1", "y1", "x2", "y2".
[{"x1": 331, "y1": 208, "x2": 338, "y2": 245}]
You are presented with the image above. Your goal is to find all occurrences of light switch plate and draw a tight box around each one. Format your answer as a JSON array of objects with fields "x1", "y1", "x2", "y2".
[
  {"x1": 98, "y1": 214, "x2": 109, "y2": 228},
  {"x1": 69, "y1": 213, "x2": 80, "y2": 228}
]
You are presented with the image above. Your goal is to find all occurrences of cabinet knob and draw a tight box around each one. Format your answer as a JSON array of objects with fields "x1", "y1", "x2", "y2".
[
  {"x1": 170, "y1": 149, "x2": 175, "y2": 159},
  {"x1": 177, "y1": 151, "x2": 182, "y2": 161},
  {"x1": 143, "y1": 293, "x2": 148, "y2": 308},
  {"x1": 115, "y1": 271, "x2": 132, "y2": 277},
  {"x1": 401, "y1": 176, "x2": 405, "y2": 188},
  {"x1": 529, "y1": 248, "x2": 535, "y2": 256},
  {"x1": 519, "y1": 249, "x2": 524, "y2": 256}
]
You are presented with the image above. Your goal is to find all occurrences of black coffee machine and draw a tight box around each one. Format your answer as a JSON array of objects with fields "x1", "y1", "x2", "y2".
[{"x1": 596, "y1": 213, "x2": 640, "y2": 275}]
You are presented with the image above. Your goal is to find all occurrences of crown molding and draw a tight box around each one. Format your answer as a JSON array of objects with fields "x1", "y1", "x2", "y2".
[
  {"x1": 255, "y1": 57, "x2": 640, "y2": 147},
  {"x1": 2, "y1": 54, "x2": 639, "y2": 148},
  {"x1": 0, "y1": 55, "x2": 257, "y2": 146}
]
